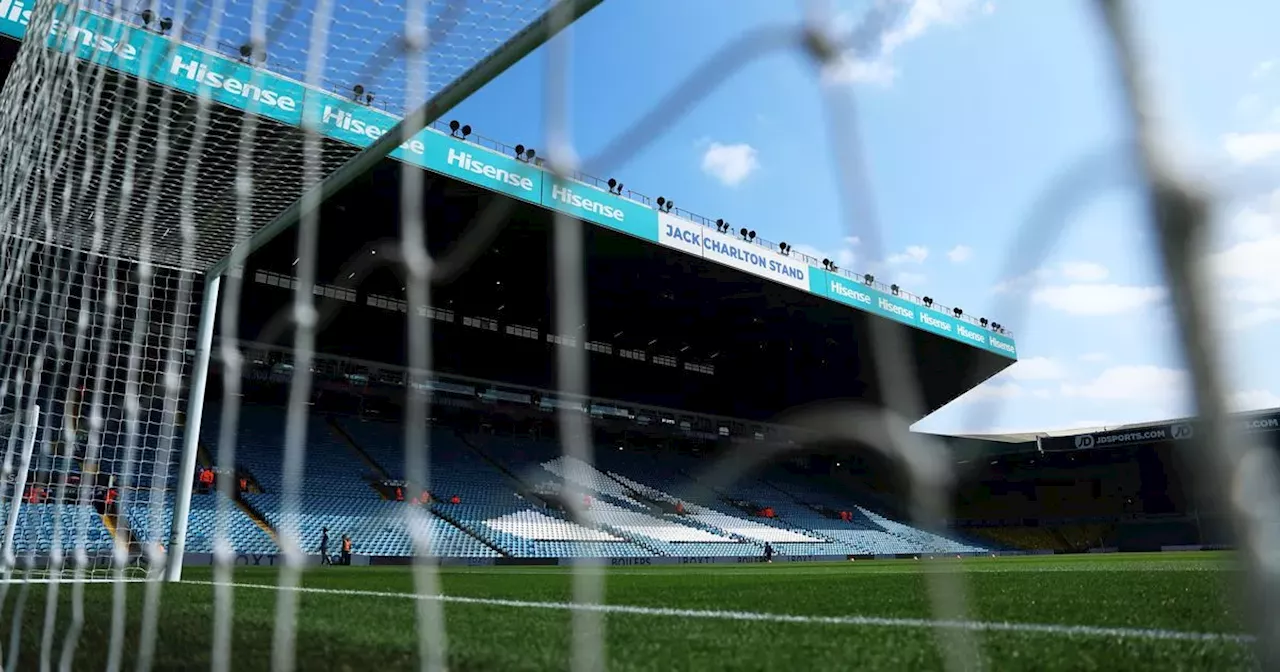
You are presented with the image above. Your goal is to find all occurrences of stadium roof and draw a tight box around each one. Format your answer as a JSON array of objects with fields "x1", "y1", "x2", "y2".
[
  {"x1": 925, "y1": 406, "x2": 1280, "y2": 464},
  {"x1": 0, "y1": 1, "x2": 587, "y2": 272},
  {"x1": 0, "y1": 8, "x2": 1018, "y2": 358}
]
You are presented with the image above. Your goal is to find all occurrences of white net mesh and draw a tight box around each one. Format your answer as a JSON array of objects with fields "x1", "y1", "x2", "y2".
[
  {"x1": 0, "y1": 0, "x2": 1278, "y2": 670},
  {"x1": 0, "y1": 248, "x2": 198, "y2": 580}
]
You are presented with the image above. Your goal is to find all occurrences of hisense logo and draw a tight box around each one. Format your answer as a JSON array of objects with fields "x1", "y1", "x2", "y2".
[
  {"x1": 551, "y1": 184, "x2": 625, "y2": 222},
  {"x1": 956, "y1": 324, "x2": 986, "y2": 345},
  {"x1": 919, "y1": 313, "x2": 953, "y2": 332},
  {"x1": 877, "y1": 297, "x2": 914, "y2": 320},
  {"x1": 2, "y1": 0, "x2": 139, "y2": 60},
  {"x1": 320, "y1": 105, "x2": 424, "y2": 155},
  {"x1": 0, "y1": 0, "x2": 30, "y2": 25},
  {"x1": 169, "y1": 54, "x2": 298, "y2": 112},
  {"x1": 990, "y1": 337, "x2": 1016, "y2": 354},
  {"x1": 830, "y1": 281, "x2": 872, "y2": 306},
  {"x1": 446, "y1": 148, "x2": 535, "y2": 192}
]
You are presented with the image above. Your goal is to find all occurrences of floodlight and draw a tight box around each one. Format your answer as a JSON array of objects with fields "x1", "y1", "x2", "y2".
[
  {"x1": 863, "y1": 273, "x2": 873, "y2": 285},
  {"x1": 980, "y1": 318, "x2": 989, "y2": 327},
  {"x1": 890, "y1": 284, "x2": 899, "y2": 296},
  {"x1": 953, "y1": 307, "x2": 963, "y2": 317},
  {"x1": 449, "y1": 120, "x2": 461, "y2": 136},
  {"x1": 748, "y1": 230, "x2": 756, "y2": 241},
  {"x1": 923, "y1": 296, "x2": 934, "y2": 307}
]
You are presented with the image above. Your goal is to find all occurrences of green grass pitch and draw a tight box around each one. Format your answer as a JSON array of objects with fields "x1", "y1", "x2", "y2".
[{"x1": 0, "y1": 552, "x2": 1255, "y2": 670}]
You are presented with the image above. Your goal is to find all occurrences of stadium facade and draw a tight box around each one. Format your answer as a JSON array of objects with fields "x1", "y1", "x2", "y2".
[{"x1": 0, "y1": 1, "x2": 1114, "y2": 575}]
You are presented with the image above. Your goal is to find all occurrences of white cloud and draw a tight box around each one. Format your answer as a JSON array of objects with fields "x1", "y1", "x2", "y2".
[
  {"x1": 1231, "y1": 307, "x2": 1280, "y2": 331},
  {"x1": 1031, "y1": 284, "x2": 1165, "y2": 316},
  {"x1": 1210, "y1": 189, "x2": 1280, "y2": 330},
  {"x1": 888, "y1": 245, "x2": 929, "y2": 264},
  {"x1": 1003, "y1": 356, "x2": 1067, "y2": 381},
  {"x1": 992, "y1": 267, "x2": 1053, "y2": 294},
  {"x1": 1078, "y1": 352, "x2": 1108, "y2": 363},
  {"x1": 1223, "y1": 132, "x2": 1280, "y2": 164},
  {"x1": 823, "y1": 0, "x2": 989, "y2": 87},
  {"x1": 1252, "y1": 60, "x2": 1276, "y2": 79},
  {"x1": 1233, "y1": 389, "x2": 1280, "y2": 411},
  {"x1": 823, "y1": 58, "x2": 898, "y2": 86},
  {"x1": 1059, "y1": 261, "x2": 1109, "y2": 282},
  {"x1": 946, "y1": 245, "x2": 973, "y2": 263},
  {"x1": 1061, "y1": 365, "x2": 1189, "y2": 403},
  {"x1": 700, "y1": 142, "x2": 760, "y2": 187}
]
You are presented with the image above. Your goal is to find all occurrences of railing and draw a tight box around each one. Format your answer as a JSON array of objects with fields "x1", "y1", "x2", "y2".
[{"x1": 67, "y1": 2, "x2": 1011, "y2": 338}]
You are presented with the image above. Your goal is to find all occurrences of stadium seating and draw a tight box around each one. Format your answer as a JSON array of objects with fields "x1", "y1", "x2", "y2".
[
  {"x1": 8, "y1": 402, "x2": 998, "y2": 561},
  {"x1": 125, "y1": 493, "x2": 278, "y2": 556}
]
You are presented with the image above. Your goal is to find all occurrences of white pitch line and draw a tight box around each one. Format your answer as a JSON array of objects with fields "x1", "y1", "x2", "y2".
[{"x1": 186, "y1": 580, "x2": 1253, "y2": 645}]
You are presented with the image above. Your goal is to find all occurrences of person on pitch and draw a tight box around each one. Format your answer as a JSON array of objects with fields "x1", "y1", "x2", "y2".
[{"x1": 319, "y1": 527, "x2": 333, "y2": 566}]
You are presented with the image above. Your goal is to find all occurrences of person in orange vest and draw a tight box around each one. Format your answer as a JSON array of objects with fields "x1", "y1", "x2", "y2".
[
  {"x1": 239, "y1": 476, "x2": 248, "y2": 493},
  {"x1": 395, "y1": 487, "x2": 404, "y2": 502},
  {"x1": 341, "y1": 535, "x2": 353, "y2": 566},
  {"x1": 199, "y1": 468, "x2": 215, "y2": 493},
  {"x1": 450, "y1": 495, "x2": 460, "y2": 505},
  {"x1": 105, "y1": 488, "x2": 116, "y2": 507}
]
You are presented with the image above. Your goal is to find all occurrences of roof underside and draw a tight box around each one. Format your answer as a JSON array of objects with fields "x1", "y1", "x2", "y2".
[{"x1": 0, "y1": 1, "x2": 562, "y2": 272}]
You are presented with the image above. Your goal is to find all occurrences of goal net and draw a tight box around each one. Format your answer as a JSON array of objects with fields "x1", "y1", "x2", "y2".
[{"x1": 0, "y1": 0, "x2": 575, "y2": 584}]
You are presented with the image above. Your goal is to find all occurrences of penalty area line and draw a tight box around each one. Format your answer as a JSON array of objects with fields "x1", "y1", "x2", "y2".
[{"x1": 186, "y1": 580, "x2": 1253, "y2": 645}]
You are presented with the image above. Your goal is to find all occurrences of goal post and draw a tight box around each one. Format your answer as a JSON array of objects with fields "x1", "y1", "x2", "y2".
[
  {"x1": 164, "y1": 275, "x2": 219, "y2": 582},
  {"x1": 1, "y1": 404, "x2": 41, "y2": 574},
  {"x1": 0, "y1": 0, "x2": 609, "y2": 584}
]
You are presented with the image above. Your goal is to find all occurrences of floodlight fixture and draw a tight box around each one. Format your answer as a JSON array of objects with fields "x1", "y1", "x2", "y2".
[
  {"x1": 863, "y1": 273, "x2": 874, "y2": 285},
  {"x1": 748, "y1": 230, "x2": 756, "y2": 241},
  {"x1": 890, "y1": 284, "x2": 899, "y2": 296},
  {"x1": 980, "y1": 317, "x2": 989, "y2": 327},
  {"x1": 953, "y1": 307, "x2": 963, "y2": 317},
  {"x1": 923, "y1": 296, "x2": 933, "y2": 307}
]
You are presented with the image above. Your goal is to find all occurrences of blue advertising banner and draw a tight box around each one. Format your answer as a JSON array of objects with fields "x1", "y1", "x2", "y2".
[
  {"x1": 0, "y1": 1, "x2": 1017, "y2": 357},
  {"x1": 543, "y1": 178, "x2": 659, "y2": 241},
  {"x1": 813, "y1": 269, "x2": 1017, "y2": 359},
  {"x1": 425, "y1": 133, "x2": 542, "y2": 205}
]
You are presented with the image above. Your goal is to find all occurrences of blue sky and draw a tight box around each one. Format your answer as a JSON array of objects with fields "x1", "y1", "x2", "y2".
[{"x1": 442, "y1": 0, "x2": 1280, "y2": 435}]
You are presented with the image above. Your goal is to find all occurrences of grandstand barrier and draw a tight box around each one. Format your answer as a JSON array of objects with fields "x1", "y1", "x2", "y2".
[
  {"x1": 170, "y1": 547, "x2": 1231, "y2": 570},
  {"x1": 181, "y1": 553, "x2": 372, "y2": 567}
]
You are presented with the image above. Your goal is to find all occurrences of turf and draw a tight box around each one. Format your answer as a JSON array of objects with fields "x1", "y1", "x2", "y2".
[{"x1": 0, "y1": 552, "x2": 1255, "y2": 670}]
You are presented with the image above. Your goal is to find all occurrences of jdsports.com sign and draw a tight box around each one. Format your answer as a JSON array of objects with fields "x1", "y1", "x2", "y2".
[{"x1": 1049, "y1": 413, "x2": 1280, "y2": 452}]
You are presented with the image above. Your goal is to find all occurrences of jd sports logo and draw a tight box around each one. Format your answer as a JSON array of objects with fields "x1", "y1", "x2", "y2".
[
  {"x1": 1171, "y1": 423, "x2": 1193, "y2": 440},
  {"x1": 1074, "y1": 435, "x2": 1095, "y2": 449}
]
